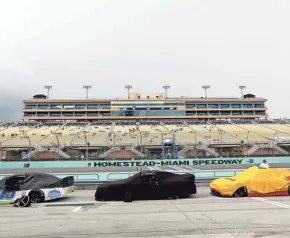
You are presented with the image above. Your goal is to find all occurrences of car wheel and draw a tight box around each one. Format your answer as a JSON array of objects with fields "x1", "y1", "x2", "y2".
[
  {"x1": 234, "y1": 187, "x2": 247, "y2": 197},
  {"x1": 124, "y1": 192, "x2": 133, "y2": 202},
  {"x1": 29, "y1": 190, "x2": 45, "y2": 203},
  {"x1": 288, "y1": 186, "x2": 290, "y2": 196}
]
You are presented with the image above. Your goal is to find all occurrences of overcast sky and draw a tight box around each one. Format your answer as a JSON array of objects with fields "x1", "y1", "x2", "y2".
[{"x1": 0, "y1": 0, "x2": 290, "y2": 120}]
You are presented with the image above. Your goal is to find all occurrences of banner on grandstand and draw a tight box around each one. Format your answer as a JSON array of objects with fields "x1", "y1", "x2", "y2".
[{"x1": 93, "y1": 158, "x2": 253, "y2": 167}]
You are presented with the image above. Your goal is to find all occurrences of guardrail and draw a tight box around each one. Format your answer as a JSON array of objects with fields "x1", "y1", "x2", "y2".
[
  {"x1": 1, "y1": 169, "x2": 289, "y2": 185},
  {"x1": 2, "y1": 156, "x2": 290, "y2": 169},
  {"x1": 0, "y1": 169, "x2": 246, "y2": 183}
]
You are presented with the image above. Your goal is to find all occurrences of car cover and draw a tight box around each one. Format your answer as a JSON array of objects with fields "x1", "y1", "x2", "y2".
[
  {"x1": 246, "y1": 168, "x2": 290, "y2": 194},
  {"x1": 96, "y1": 171, "x2": 196, "y2": 201},
  {"x1": 210, "y1": 166, "x2": 290, "y2": 195},
  {"x1": 0, "y1": 173, "x2": 74, "y2": 190}
]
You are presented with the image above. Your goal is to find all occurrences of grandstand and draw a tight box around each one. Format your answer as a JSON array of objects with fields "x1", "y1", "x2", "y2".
[
  {"x1": 21, "y1": 92, "x2": 267, "y2": 121},
  {"x1": 1, "y1": 91, "x2": 289, "y2": 160},
  {"x1": 1, "y1": 120, "x2": 290, "y2": 160}
]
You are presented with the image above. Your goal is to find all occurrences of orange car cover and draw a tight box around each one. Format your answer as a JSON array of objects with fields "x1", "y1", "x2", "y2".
[{"x1": 210, "y1": 166, "x2": 290, "y2": 196}]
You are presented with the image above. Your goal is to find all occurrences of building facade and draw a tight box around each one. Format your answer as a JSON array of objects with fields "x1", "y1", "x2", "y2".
[{"x1": 22, "y1": 93, "x2": 267, "y2": 121}]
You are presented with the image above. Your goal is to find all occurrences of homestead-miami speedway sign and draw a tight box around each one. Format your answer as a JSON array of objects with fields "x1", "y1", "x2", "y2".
[{"x1": 93, "y1": 158, "x2": 255, "y2": 167}]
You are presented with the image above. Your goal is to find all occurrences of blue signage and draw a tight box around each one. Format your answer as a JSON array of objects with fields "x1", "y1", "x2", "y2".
[
  {"x1": 47, "y1": 190, "x2": 61, "y2": 199},
  {"x1": 0, "y1": 190, "x2": 16, "y2": 200}
]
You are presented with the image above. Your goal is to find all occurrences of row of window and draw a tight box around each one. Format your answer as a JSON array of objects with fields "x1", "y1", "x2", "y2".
[
  {"x1": 120, "y1": 107, "x2": 176, "y2": 111},
  {"x1": 111, "y1": 102, "x2": 185, "y2": 106},
  {"x1": 25, "y1": 104, "x2": 111, "y2": 110},
  {"x1": 24, "y1": 112, "x2": 110, "y2": 117},
  {"x1": 186, "y1": 103, "x2": 264, "y2": 109},
  {"x1": 111, "y1": 111, "x2": 185, "y2": 116},
  {"x1": 24, "y1": 110, "x2": 266, "y2": 117},
  {"x1": 25, "y1": 103, "x2": 265, "y2": 110},
  {"x1": 186, "y1": 111, "x2": 266, "y2": 116}
]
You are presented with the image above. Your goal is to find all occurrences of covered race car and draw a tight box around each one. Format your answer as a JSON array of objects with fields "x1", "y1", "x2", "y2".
[
  {"x1": 95, "y1": 170, "x2": 196, "y2": 202},
  {"x1": 0, "y1": 173, "x2": 75, "y2": 205},
  {"x1": 210, "y1": 166, "x2": 290, "y2": 197}
]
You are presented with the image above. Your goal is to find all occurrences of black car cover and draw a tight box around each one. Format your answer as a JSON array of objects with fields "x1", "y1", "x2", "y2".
[
  {"x1": 0, "y1": 173, "x2": 74, "y2": 191},
  {"x1": 95, "y1": 171, "x2": 196, "y2": 202}
]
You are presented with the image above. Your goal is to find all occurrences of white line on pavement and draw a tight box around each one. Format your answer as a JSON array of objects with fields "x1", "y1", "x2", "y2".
[
  {"x1": 184, "y1": 165, "x2": 194, "y2": 170},
  {"x1": 168, "y1": 165, "x2": 187, "y2": 172},
  {"x1": 168, "y1": 166, "x2": 178, "y2": 171},
  {"x1": 252, "y1": 197, "x2": 290, "y2": 209},
  {"x1": 73, "y1": 206, "x2": 83, "y2": 212}
]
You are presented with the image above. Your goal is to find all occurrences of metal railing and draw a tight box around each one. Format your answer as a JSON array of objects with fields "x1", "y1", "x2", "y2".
[
  {"x1": 1, "y1": 168, "x2": 289, "y2": 185},
  {"x1": 0, "y1": 169, "x2": 246, "y2": 183}
]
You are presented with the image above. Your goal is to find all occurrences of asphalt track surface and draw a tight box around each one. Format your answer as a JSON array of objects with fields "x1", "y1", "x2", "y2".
[
  {"x1": 0, "y1": 163, "x2": 290, "y2": 174},
  {"x1": 1, "y1": 188, "x2": 290, "y2": 237}
]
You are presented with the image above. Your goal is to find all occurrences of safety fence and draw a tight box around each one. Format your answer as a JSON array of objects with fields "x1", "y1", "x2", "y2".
[
  {"x1": 0, "y1": 169, "x2": 247, "y2": 183},
  {"x1": 1, "y1": 157, "x2": 290, "y2": 169}
]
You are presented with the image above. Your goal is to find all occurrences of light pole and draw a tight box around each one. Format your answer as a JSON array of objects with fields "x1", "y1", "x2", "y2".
[
  {"x1": 202, "y1": 85, "x2": 210, "y2": 98},
  {"x1": 83, "y1": 85, "x2": 92, "y2": 99},
  {"x1": 24, "y1": 135, "x2": 32, "y2": 161},
  {"x1": 84, "y1": 131, "x2": 89, "y2": 160},
  {"x1": 163, "y1": 85, "x2": 170, "y2": 99},
  {"x1": 161, "y1": 133, "x2": 164, "y2": 159},
  {"x1": 239, "y1": 85, "x2": 246, "y2": 99},
  {"x1": 44, "y1": 85, "x2": 52, "y2": 99},
  {"x1": 53, "y1": 133, "x2": 60, "y2": 160},
  {"x1": 220, "y1": 129, "x2": 223, "y2": 156},
  {"x1": 272, "y1": 131, "x2": 279, "y2": 157},
  {"x1": 113, "y1": 132, "x2": 116, "y2": 159},
  {"x1": 125, "y1": 85, "x2": 132, "y2": 99},
  {"x1": 246, "y1": 131, "x2": 250, "y2": 157},
  {"x1": 140, "y1": 133, "x2": 143, "y2": 154}
]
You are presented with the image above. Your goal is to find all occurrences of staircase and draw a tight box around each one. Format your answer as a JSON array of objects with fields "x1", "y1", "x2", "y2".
[
  {"x1": 100, "y1": 147, "x2": 120, "y2": 158},
  {"x1": 247, "y1": 143, "x2": 289, "y2": 155},
  {"x1": 51, "y1": 148, "x2": 71, "y2": 159},
  {"x1": 203, "y1": 146, "x2": 220, "y2": 157},
  {"x1": 247, "y1": 144, "x2": 260, "y2": 155},
  {"x1": 178, "y1": 146, "x2": 195, "y2": 156},
  {"x1": 27, "y1": 148, "x2": 39, "y2": 158},
  {"x1": 273, "y1": 144, "x2": 289, "y2": 155},
  {"x1": 129, "y1": 147, "x2": 145, "y2": 158},
  {"x1": 28, "y1": 145, "x2": 71, "y2": 159}
]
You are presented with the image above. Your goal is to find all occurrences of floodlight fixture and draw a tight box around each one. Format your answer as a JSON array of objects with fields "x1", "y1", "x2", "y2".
[{"x1": 83, "y1": 85, "x2": 92, "y2": 99}]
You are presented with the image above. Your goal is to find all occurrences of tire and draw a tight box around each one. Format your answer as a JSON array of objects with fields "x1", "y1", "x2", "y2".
[
  {"x1": 288, "y1": 186, "x2": 290, "y2": 196},
  {"x1": 124, "y1": 192, "x2": 133, "y2": 203},
  {"x1": 233, "y1": 187, "x2": 248, "y2": 197},
  {"x1": 29, "y1": 190, "x2": 45, "y2": 203}
]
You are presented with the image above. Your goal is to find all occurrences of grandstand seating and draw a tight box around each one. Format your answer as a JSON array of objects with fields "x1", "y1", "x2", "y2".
[
  {"x1": 258, "y1": 124, "x2": 290, "y2": 137},
  {"x1": 139, "y1": 125, "x2": 168, "y2": 146},
  {"x1": 0, "y1": 125, "x2": 60, "y2": 147},
  {"x1": 0, "y1": 126, "x2": 34, "y2": 146},
  {"x1": 67, "y1": 125, "x2": 112, "y2": 146},
  {"x1": 1, "y1": 121, "x2": 290, "y2": 147},
  {"x1": 189, "y1": 124, "x2": 239, "y2": 144},
  {"x1": 111, "y1": 125, "x2": 139, "y2": 146},
  {"x1": 39, "y1": 125, "x2": 83, "y2": 146},
  {"x1": 214, "y1": 124, "x2": 268, "y2": 144}
]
